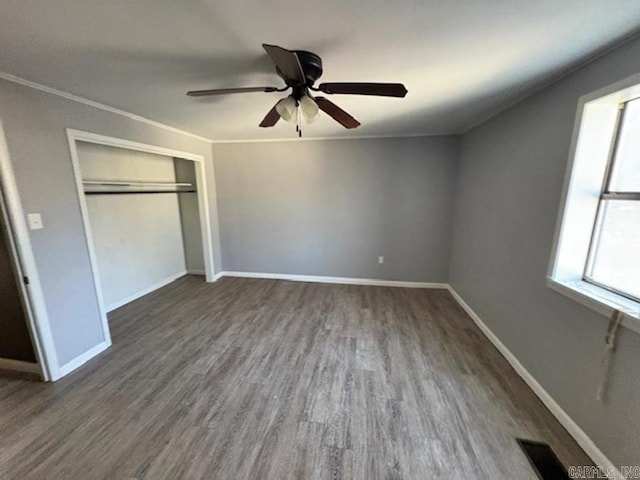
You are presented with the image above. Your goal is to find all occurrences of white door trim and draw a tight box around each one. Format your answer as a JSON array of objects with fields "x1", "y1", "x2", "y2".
[
  {"x1": 0, "y1": 118, "x2": 59, "y2": 380},
  {"x1": 65, "y1": 129, "x2": 216, "y2": 348}
]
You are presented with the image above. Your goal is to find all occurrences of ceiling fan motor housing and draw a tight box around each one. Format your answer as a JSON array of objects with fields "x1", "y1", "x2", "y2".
[
  {"x1": 276, "y1": 50, "x2": 323, "y2": 88},
  {"x1": 187, "y1": 44, "x2": 407, "y2": 131}
]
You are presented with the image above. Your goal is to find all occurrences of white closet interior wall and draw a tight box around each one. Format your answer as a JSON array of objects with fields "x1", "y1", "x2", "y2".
[
  {"x1": 174, "y1": 158, "x2": 205, "y2": 274},
  {"x1": 76, "y1": 142, "x2": 203, "y2": 311}
]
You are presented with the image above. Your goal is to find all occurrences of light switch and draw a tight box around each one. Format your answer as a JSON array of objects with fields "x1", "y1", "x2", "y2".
[{"x1": 27, "y1": 213, "x2": 44, "y2": 230}]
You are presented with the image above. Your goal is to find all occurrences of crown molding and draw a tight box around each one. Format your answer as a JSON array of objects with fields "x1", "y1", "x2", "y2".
[
  {"x1": 0, "y1": 71, "x2": 461, "y2": 145},
  {"x1": 0, "y1": 71, "x2": 460, "y2": 144},
  {"x1": 209, "y1": 131, "x2": 459, "y2": 145},
  {"x1": 0, "y1": 71, "x2": 214, "y2": 143},
  {"x1": 462, "y1": 28, "x2": 640, "y2": 134}
]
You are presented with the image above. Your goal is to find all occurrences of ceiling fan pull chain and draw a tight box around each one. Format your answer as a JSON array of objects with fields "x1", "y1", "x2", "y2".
[{"x1": 186, "y1": 44, "x2": 407, "y2": 133}]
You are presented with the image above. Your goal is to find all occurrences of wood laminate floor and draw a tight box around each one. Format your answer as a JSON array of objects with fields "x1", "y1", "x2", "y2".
[{"x1": 0, "y1": 276, "x2": 591, "y2": 479}]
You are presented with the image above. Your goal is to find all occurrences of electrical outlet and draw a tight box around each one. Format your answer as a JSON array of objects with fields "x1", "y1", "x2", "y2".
[
  {"x1": 27, "y1": 213, "x2": 44, "y2": 230},
  {"x1": 378, "y1": 256, "x2": 384, "y2": 264}
]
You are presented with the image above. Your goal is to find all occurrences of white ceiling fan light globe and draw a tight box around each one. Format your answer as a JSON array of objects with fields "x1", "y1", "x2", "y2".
[
  {"x1": 275, "y1": 96, "x2": 297, "y2": 123},
  {"x1": 300, "y1": 95, "x2": 319, "y2": 123}
]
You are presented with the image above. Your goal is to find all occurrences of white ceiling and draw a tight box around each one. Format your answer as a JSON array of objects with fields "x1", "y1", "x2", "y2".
[{"x1": 1, "y1": 1, "x2": 639, "y2": 142}]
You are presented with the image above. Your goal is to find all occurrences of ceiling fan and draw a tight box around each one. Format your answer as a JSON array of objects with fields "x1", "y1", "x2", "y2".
[{"x1": 186, "y1": 44, "x2": 408, "y2": 137}]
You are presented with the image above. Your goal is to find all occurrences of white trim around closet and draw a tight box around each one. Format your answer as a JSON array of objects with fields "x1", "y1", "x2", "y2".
[{"x1": 65, "y1": 129, "x2": 216, "y2": 370}]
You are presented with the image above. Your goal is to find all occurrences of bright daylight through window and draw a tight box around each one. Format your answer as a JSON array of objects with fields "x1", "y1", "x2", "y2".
[
  {"x1": 584, "y1": 97, "x2": 640, "y2": 302},
  {"x1": 549, "y1": 75, "x2": 640, "y2": 321}
]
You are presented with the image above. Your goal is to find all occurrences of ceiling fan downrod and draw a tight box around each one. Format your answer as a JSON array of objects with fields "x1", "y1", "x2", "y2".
[{"x1": 186, "y1": 43, "x2": 407, "y2": 134}]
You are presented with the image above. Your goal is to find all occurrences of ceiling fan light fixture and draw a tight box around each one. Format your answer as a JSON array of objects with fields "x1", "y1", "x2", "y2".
[
  {"x1": 275, "y1": 96, "x2": 297, "y2": 123},
  {"x1": 300, "y1": 94, "x2": 320, "y2": 123},
  {"x1": 187, "y1": 44, "x2": 407, "y2": 134}
]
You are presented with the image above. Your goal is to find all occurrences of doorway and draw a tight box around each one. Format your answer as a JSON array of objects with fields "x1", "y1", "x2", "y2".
[
  {"x1": 0, "y1": 118, "x2": 57, "y2": 380},
  {"x1": 0, "y1": 198, "x2": 39, "y2": 373},
  {"x1": 66, "y1": 130, "x2": 215, "y2": 342}
]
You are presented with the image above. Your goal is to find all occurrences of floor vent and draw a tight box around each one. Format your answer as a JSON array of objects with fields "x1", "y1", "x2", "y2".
[{"x1": 517, "y1": 438, "x2": 570, "y2": 480}]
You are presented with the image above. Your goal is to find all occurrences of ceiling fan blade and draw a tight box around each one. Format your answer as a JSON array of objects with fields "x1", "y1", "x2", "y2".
[
  {"x1": 317, "y1": 82, "x2": 408, "y2": 98},
  {"x1": 315, "y1": 97, "x2": 361, "y2": 129},
  {"x1": 186, "y1": 86, "x2": 279, "y2": 96},
  {"x1": 262, "y1": 44, "x2": 306, "y2": 85},
  {"x1": 259, "y1": 104, "x2": 281, "y2": 128}
]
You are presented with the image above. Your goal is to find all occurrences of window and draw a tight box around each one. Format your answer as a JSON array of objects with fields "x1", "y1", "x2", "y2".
[
  {"x1": 548, "y1": 74, "x2": 640, "y2": 325},
  {"x1": 584, "y1": 98, "x2": 640, "y2": 302}
]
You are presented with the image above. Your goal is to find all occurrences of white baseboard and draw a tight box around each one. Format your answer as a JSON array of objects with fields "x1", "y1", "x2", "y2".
[
  {"x1": 220, "y1": 271, "x2": 448, "y2": 289},
  {"x1": 57, "y1": 340, "x2": 110, "y2": 378},
  {"x1": 213, "y1": 271, "x2": 225, "y2": 281},
  {"x1": 47, "y1": 268, "x2": 618, "y2": 475},
  {"x1": 447, "y1": 286, "x2": 621, "y2": 480},
  {"x1": 187, "y1": 269, "x2": 206, "y2": 276},
  {"x1": 0, "y1": 357, "x2": 41, "y2": 375},
  {"x1": 106, "y1": 270, "x2": 188, "y2": 312}
]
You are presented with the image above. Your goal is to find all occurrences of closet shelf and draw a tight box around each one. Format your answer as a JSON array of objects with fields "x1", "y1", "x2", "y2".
[{"x1": 82, "y1": 180, "x2": 196, "y2": 195}]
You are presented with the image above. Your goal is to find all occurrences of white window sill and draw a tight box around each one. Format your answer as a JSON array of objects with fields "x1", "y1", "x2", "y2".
[{"x1": 547, "y1": 277, "x2": 640, "y2": 334}]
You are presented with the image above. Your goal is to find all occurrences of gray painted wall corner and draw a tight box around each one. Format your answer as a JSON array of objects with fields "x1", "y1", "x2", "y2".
[
  {"x1": 212, "y1": 135, "x2": 461, "y2": 282},
  {"x1": 448, "y1": 36, "x2": 640, "y2": 466}
]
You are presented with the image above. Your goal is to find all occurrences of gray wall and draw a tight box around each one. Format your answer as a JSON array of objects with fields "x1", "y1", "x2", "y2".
[
  {"x1": 449, "y1": 36, "x2": 640, "y2": 466},
  {"x1": 175, "y1": 158, "x2": 205, "y2": 273},
  {"x1": 77, "y1": 143, "x2": 188, "y2": 310},
  {"x1": 0, "y1": 77, "x2": 221, "y2": 367},
  {"x1": 1, "y1": 33, "x2": 635, "y2": 467},
  {"x1": 213, "y1": 136, "x2": 459, "y2": 282},
  {"x1": 0, "y1": 215, "x2": 35, "y2": 362}
]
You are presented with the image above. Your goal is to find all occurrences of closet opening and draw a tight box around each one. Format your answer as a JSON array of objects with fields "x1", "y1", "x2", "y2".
[
  {"x1": 67, "y1": 130, "x2": 215, "y2": 343},
  {"x1": 0, "y1": 190, "x2": 41, "y2": 378}
]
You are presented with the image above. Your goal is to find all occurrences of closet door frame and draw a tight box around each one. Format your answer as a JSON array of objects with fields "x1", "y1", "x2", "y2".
[
  {"x1": 66, "y1": 129, "x2": 216, "y2": 347},
  {"x1": 0, "y1": 118, "x2": 59, "y2": 380}
]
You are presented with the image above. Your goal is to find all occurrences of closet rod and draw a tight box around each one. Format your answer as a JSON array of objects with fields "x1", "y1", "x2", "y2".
[
  {"x1": 82, "y1": 180, "x2": 193, "y2": 188},
  {"x1": 84, "y1": 190, "x2": 196, "y2": 195}
]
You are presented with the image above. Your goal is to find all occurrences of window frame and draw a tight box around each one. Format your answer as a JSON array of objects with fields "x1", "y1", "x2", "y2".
[
  {"x1": 581, "y1": 100, "x2": 640, "y2": 303},
  {"x1": 547, "y1": 73, "x2": 640, "y2": 332}
]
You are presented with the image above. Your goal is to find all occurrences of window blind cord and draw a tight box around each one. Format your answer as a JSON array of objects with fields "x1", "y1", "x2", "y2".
[{"x1": 596, "y1": 309, "x2": 623, "y2": 403}]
